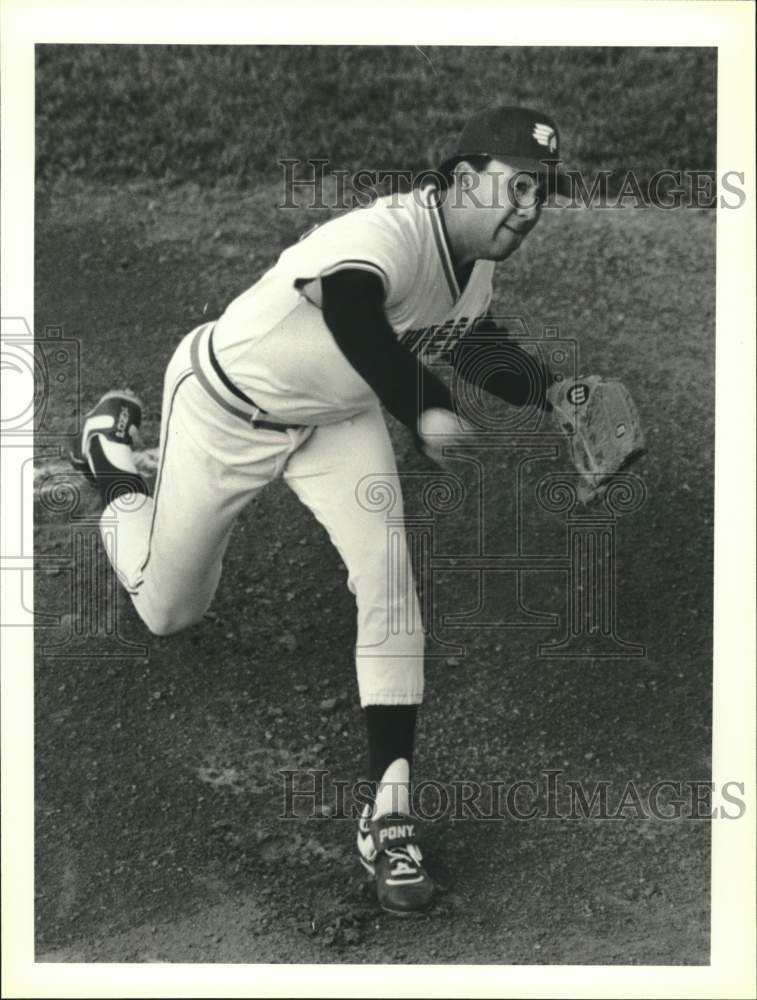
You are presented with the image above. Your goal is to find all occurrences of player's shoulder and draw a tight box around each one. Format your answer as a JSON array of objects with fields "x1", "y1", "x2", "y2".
[
  {"x1": 332, "y1": 186, "x2": 423, "y2": 225},
  {"x1": 361, "y1": 186, "x2": 429, "y2": 246},
  {"x1": 289, "y1": 189, "x2": 422, "y2": 251},
  {"x1": 371, "y1": 184, "x2": 435, "y2": 222}
]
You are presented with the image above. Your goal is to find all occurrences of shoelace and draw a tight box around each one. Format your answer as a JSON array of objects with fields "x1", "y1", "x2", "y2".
[{"x1": 384, "y1": 844, "x2": 423, "y2": 878}]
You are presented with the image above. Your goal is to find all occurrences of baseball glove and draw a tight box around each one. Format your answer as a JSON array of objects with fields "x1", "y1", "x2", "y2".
[{"x1": 547, "y1": 376, "x2": 646, "y2": 503}]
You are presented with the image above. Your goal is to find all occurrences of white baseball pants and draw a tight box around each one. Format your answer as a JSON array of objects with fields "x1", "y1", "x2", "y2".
[{"x1": 100, "y1": 326, "x2": 424, "y2": 706}]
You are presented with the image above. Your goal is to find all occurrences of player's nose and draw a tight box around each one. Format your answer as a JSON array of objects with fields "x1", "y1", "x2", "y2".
[
  {"x1": 517, "y1": 198, "x2": 541, "y2": 222},
  {"x1": 509, "y1": 201, "x2": 541, "y2": 234}
]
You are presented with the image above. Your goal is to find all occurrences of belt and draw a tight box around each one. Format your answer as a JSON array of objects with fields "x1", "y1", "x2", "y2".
[{"x1": 189, "y1": 323, "x2": 305, "y2": 432}]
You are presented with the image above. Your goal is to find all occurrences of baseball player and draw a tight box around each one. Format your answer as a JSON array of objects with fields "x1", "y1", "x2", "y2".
[{"x1": 71, "y1": 107, "x2": 566, "y2": 914}]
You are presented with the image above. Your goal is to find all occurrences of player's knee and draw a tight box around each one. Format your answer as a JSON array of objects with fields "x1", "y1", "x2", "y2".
[
  {"x1": 140, "y1": 603, "x2": 205, "y2": 637},
  {"x1": 142, "y1": 610, "x2": 182, "y2": 637},
  {"x1": 143, "y1": 615, "x2": 180, "y2": 637}
]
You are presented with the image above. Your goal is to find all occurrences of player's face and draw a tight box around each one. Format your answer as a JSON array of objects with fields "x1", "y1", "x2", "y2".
[{"x1": 459, "y1": 158, "x2": 543, "y2": 262}]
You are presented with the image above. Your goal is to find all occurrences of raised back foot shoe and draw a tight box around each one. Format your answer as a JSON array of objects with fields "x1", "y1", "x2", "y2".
[
  {"x1": 357, "y1": 805, "x2": 435, "y2": 914},
  {"x1": 69, "y1": 390, "x2": 143, "y2": 483}
]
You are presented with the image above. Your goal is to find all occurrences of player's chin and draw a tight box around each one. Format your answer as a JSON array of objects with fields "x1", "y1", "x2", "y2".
[{"x1": 490, "y1": 229, "x2": 525, "y2": 260}]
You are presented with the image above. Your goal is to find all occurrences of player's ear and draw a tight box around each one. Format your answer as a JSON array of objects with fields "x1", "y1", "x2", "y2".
[{"x1": 454, "y1": 161, "x2": 476, "y2": 192}]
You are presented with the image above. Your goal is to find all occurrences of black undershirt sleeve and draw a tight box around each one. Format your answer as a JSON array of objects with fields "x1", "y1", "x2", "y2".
[
  {"x1": 320, "y1": 268, "x2": 453, "y2": 430},
  {"x1": 320, "y1": 270, "x2": 550, "y2": 434},
  {"x1": 453, "y1": 334, "x2": 552, "y2": 409}
]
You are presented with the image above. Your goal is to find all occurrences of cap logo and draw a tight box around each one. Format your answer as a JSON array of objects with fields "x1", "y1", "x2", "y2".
[
  {"x1": 567, "y1": 383, "x2": 589, "y2": 405},
  {"x1": 532, "y1": 122, "x2": 557, "y2": 153}
]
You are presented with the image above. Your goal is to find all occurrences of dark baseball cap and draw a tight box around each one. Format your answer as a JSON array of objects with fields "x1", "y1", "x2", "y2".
[{"x1": 444, "y1": 106, "x2": 571, "y2": 196}]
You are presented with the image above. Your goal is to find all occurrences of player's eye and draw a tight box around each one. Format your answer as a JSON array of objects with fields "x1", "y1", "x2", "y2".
[{"x1": 511, "y1": 175, "x2": 540, "y2": 208}]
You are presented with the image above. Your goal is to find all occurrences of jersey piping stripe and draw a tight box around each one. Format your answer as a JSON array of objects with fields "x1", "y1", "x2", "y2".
[
  {"x1": 133, "y1": 367, "x2": 195, "y2": 585},
  {"x1": 190, "y1": 330, "x2": 257, "y2": 423},
  {"x1": 425, "y1": 189, "x2": 459, "y2": 302},
  {"x1": 208, "y1": 325, "x2": 265, "y2": 411},
  {"x1": 318, "y1": 259, "x2": 389, "y2": 292},
  {"x1": 190, "y1": 325, "x2": 304, "y2": 431}
]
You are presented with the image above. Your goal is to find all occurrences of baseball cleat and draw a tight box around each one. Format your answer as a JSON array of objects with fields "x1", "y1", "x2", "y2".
[
  {"x1": 69, "y1": 390, "x2": 143, "y2": 482},
  {"x1": 357, "y1": 805, "x2": 435, "y2": 914}
]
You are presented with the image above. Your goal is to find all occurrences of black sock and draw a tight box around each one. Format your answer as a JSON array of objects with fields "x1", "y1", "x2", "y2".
[
  {"x1": 364, "y1": 704, "x2": 418, "y2": 787},
  {"x1": 88, "y1": 436, "x2": 149, "y2": 505}
]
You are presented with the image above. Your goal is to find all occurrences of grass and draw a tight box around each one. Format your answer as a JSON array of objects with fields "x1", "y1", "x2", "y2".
[{"x1": 36, "y1": 45, "x2": 716, "y2": 192}]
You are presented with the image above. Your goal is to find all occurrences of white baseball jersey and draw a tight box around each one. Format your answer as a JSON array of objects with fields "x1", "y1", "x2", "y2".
[
  {"x1": 100, "y1": 185, "x2": 498, "y2": 708},
  {"x1": 205, "y1": 184, "x2": 495, "y2": 424}
]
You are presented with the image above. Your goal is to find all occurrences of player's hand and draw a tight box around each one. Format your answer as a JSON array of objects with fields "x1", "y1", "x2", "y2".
[{"x1": 416, "y1": 408, "x2": 473, "y2": 467}]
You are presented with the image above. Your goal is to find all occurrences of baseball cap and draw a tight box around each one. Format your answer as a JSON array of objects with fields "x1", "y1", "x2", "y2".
[{"x1": 444, "y1": 106, "x2": 571, "y2": 196}]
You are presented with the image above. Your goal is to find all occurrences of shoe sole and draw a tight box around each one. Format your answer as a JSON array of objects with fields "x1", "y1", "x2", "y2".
[
  {"x1": 358, "y1": 856, "x2": 433, "y2": 916},
  {"x1": 379, "y1": 902, "x2": 432, "y2": 917},
  {"x1": 68, "y1": 435, "x2": 96, "y2": 484}
]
